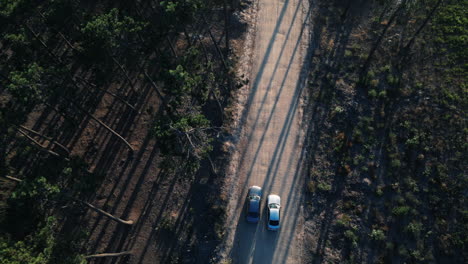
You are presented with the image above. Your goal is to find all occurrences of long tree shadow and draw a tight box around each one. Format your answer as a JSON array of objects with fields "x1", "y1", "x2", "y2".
[
  {"x1": 98, "y1": 139, "x2": 161, "y2": 263},
  {"x1": 240, "y1": 1, "x2": 312, "y2": 194},
  {"x1": 228, "y1": 1, "x2": 314, "y2": 262},
  {"x1": 133, "y1": 167, "x2": 184, "y2": 264},
  {"x1": 304, "y1": 1, "x2": 377, "y2": 262},
  {"x1": 83, "y1": 84, "x2": 155, "y2": 247},
  {"x1": 83, "y1": 79, "x2": 159, "y2": 250},
  {"x1": 85, "y1": 134, "x2": 153, "y2": 256}
]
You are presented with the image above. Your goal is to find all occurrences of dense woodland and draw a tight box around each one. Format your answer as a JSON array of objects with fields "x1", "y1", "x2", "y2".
[
  {"x1": 305, "y1": 0, "x2": 466, "y2": 263},
  {"x1": 0, "y1": 0, "x2": 240, "y2": 263}
]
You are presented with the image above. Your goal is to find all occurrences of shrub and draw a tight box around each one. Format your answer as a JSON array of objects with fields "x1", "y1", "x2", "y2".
[
  {"x1": 317, "y1": 182, "x2": 332, "y2": 192},
  {"x1": 392, "y1": 206, "x2": 411, "y2": 216},
  {"x1": 343, "y1": 200, "x2": 356, "y2": 210},
  {"x1": 378, "y1": 90, "x2": 387, "y2": 98},
  {"x1": 398, "y1": 245, "x2": 410, "y2": 258},
  {"x1": 405, "y1": 134, "x2": 421, "y2": 147},
  {"x1": 386, "y1": 74, "x2": 398, "y2": 86},
  {"x1": 368, "y1": 89, "x2": 377, "y2": 98},
  {"x1": 390, "y1": 159, "x2": 401, "y2": 168},
  {"x1": 333, "y1": 106, "x2": 345, "y2": 114},
  {"x1": 370, "y1": 79, "x2": 379, "y2": 87},
  {"x1": 386, "y1": 242, "x2": 394, "y2": 250},
  {"x1": 375, "y1": 186, "x2": 384, "y2": 197},
  {"x1": 370, "y1": 229, "x2": 386, "y2": 241},
  {"x1": 410, "y1": 250, "x2": 424, "y2": 261},
  {"x1": 380, "y1": 64, "x2": 391, "y2": 72},
  {"x1": 159, "y1": 214, "x2": 176, "y2": 231},
  {"x1": 344, "y1": 228, "x2": 359, "y2": 248},
  {"x1": 217, "y1": 259, "x2": 232, "y2": 264},
  {"x1": 336, "y1": 214, "x2": 351, "y2": 227},
  {"x1": 405, "y1": 221, "x2": 423, "y2": 238},
  {"x1": 352, "y1": 129, "x2": 362, "y2": 142}
]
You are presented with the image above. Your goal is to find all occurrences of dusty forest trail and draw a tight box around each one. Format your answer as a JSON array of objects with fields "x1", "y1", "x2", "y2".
[{"x1": 222, "y1": 0, "x2": 311, "y2": 263}]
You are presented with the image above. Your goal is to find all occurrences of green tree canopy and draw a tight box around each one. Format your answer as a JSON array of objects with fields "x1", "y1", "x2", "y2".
[{"x1": 80, "y1": 8, "x2": 147, "y2": 58}]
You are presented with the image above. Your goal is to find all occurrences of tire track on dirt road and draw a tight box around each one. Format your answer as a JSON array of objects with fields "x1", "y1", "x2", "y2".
[{"x1": 221, "y1": 0, "x2": 311, "y2": 263}]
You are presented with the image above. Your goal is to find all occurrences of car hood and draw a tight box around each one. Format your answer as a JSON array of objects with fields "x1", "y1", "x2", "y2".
[
  {"x1": 268, "y1": 194, "x2": 281, "y2": 206},
  {"x1": 249, "y1": 186, "x2": 262, "y2": 197}
]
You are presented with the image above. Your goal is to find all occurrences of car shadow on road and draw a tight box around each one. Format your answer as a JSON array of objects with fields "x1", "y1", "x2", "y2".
[{"x1": 229, "y1": 199, "x2": 278, "y2": 264}]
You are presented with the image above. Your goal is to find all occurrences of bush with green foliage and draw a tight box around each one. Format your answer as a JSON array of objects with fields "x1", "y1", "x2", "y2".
[
  {"x1": 0, "y1": 216, "x2": 85, "y2": 264},
  {"x1": 370, "y1": 229, "x2": 386, "y2": 241}
]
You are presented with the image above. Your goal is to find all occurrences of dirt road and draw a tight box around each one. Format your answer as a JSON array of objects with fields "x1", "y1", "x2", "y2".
[{"x1": 221, "y1": 0, "x2": 310, "y2": 263}]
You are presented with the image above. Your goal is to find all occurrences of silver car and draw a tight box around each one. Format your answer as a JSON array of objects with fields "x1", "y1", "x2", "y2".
[{"x1": 267, "y1": 194, "x2": 281, "y2": 231}]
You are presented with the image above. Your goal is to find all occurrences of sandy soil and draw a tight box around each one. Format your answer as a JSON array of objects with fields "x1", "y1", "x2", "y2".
[{"x1": 219, "y1": 0, "x2": 311, "y2": 263}]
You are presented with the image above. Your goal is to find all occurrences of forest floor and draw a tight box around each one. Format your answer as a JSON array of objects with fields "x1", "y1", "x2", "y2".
[
  {"x1": 19, "y1": 10, "x2": 244, "y2": 264},
  {"x1": 77, "y1": 18, "x2": 241, "y2": 264},
  {"x1": 302, "y1": 0, "x2": 466, "y2": 263},
  {"x1": 0, "y1": 1, "x2": 250, "y2": 264}
]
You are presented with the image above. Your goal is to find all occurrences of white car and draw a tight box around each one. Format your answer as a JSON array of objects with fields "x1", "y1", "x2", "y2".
[{"x1": 267, "y1": 194, "x2": 281, "y2": 231}]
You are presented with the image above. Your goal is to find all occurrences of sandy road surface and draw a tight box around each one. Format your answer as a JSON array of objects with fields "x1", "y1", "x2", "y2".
[{"x1": 222, "y1": 0, "x2": 310, "y2": 263}]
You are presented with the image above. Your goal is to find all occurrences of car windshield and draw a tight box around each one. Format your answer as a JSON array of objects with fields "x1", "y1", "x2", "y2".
[
  {"x1": 248, "y1": 212, "x2": 259, "y2": 218},
  {"x1": 269, "y1": 203, "x2": 279, "y2": 209},
  {"x1": 249, "y1": 195, "x2": 260, "y2": 201},
  {"x1": 269, "y1": 220, "x2": 279, "y2": 226}
]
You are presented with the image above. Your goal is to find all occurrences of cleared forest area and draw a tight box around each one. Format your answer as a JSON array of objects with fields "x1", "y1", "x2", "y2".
[
  {"x1": 304, "y1": 0, "x2": 466, "y2": 263},
  {"x1": 0, "y1": 0, "x2": 243, "y2": 263}
]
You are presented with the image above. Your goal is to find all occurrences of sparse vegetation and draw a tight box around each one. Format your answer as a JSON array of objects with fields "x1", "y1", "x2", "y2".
[{"x1": 305, "y1": 0, "x2": 466, "y2": 262}]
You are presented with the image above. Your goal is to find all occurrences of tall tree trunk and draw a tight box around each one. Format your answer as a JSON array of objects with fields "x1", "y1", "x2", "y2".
[
  {"x1": 166, "y1": 36, "x2": 178, "y2": 58},
  {"x1": 224, "y1": 0, "x2": 230, "y2": 55},
  {"x1": 340, "y1": 0, "x2": 352, "y2": 21},
  {"x1": 361, "y1": 0, "x2": 408, "y2": 75},
  {"x1": 80, "y1": 201, "x2": 134, "y2": 225},
  {"x1": 183, "y1": 28, "x2": 192, "y2": 47},
  {"x1": 24, "y1": 25, "x2": 138, "y2": 114},
  {"x1": 16, "y1": 128, "x2": 66, "y2": 159},
  {"x1": 4, "y1": 175, "x2": 22, "y2": 182},
  {"x1": 401, "y1": 0, "x2": 443, "y2": 57},
  {"x1": 33, "y1": 12, "x2": 140, "y2": 112},
  {"x1": 36, "y1": 11, "x2": 78, "y2": 52},
  {"x1": 64, "y1": 98, "x2": 135, "y2": 152},
  {"x1": 202, "y1": 15, "x2": 229, "y2": 71},
  {"x1": 17, "y1": 125, "x2": 70, "y2": 155},
  {"x1": 75, "y1": 76, "x2": 137, "y2": 111},
  {"x1": 44, "y1": 102, "x2": 77, "y2": 125},
  {"x1": 378, "y1": 1, "x2": 393, "y2": 23},
  {"x1": 143, "y1": 71, "x2": 165, "y2": 102},
  {"x1": 85, "y1": 251, "x2": 133, "y2": 259},
  {"x1": 192, "y1": 30, "x2": 210, "y2": 64},
  {"x1": 25, "y1": 24, "x2": 63, "y2": 64},
  {"x1": 109, "y1": 54, "x2": 138, "y2": 93}
]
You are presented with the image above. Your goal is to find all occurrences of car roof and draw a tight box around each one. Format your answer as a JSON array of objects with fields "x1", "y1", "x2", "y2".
[
  {"x1": 269, "y1": 208, "x2": 280, "y2": 221},
  {"x1": 249, "y1": 199, "x2": 260, "y2": 212}
]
